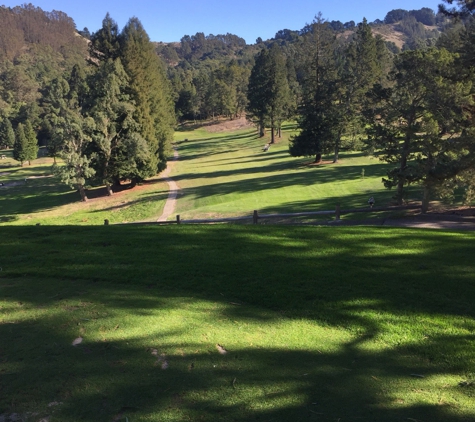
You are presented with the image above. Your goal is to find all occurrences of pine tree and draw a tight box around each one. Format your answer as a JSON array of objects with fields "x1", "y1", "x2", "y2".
[
  {"x1": 334, "y1": 18, "x2": 386, "y2": 162},
  {"x1": 51, "y1": 108, "x2": 96, "y2": 202},
  {"x1": 13, "y1": 123, "x2": 28, "y2": 166},
  {"x1": 23, "y1": 120, "x2": 38, "y2": 165},
  {"x1": 365, "y1": 48, "x2": 475, "y2": 211},
  {"x1": 90, "y1": 58, "x2": 141, "y2": 195},
  {"x1": 247, "y1": 45, "x2": 292, "y2": 143},
  {"x1": 120, "y1": 17, "x2": 175, "y2": 181},
  {"x1": 89, "y1": 13, "x2": 121, "y2": 62},
  {"x1": 247, "y1": 48, "x2": 270, "y2": 137},
  {"x1": 42, "y1": 77, "x2": 70, "y2": 163},
  {"x1": 0, "y1": 118, "x2": 15, "y2": 148},
  {"x1": 289, "y1": 16, "x2": 339, "y2": 162},
  {"x1": 44, "y1": 77, "x2": 95, "y2": 201}
]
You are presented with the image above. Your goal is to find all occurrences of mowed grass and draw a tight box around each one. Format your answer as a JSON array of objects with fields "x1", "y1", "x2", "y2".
[
  {"x1": 1, "y1": 225, "x2": 474, "y2": 421},
  {"x1": 1, "y1": 122, "x2": 434, "y2": 226},
  {"x1": 0, "y1": 149, "x2": 169, "y2": 225},
  {"x1": 171, "y1": 123, "x2": 419, "y2": 220}
]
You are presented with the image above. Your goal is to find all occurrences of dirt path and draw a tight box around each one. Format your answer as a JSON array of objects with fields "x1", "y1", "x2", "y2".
[{"x1": 157, "y1": 147, "x2": 180, "y2": 222}]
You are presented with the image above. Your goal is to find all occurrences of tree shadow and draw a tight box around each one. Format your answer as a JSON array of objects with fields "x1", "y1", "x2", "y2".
[{"x1": 0, "y1": 226, "x2": 474, "y2": 420}]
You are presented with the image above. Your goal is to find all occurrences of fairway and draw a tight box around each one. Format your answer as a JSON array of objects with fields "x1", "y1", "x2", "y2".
[
  {"x1": 0, "y1": 225, "x2": 474, "y2": 421},
  {"x1": 171, "y1": 124, "x2": 410, "y2": 220}
]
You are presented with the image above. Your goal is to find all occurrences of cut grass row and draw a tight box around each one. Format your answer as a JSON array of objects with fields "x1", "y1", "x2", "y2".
[
  {"x1": 1, "y1": 225, "x2": 474, "y2": 421},
  {"x1": 171, "y1": 124, "x2": 421, "y2": 221}
]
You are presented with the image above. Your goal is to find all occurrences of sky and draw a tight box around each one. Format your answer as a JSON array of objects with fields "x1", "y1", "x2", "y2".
[{"x1": 1, "y1": 0, "x2": 445, "y2": 44}]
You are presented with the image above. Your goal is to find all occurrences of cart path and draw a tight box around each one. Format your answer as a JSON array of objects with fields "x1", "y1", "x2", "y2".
[{"x1": 157, "y1": 147, "x2": 180, "y2": 222}]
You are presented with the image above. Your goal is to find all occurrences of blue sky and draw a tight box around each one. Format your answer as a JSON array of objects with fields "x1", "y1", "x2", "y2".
[{"x1": 2, "y1": 0, "x2": 444, "y2": 43}]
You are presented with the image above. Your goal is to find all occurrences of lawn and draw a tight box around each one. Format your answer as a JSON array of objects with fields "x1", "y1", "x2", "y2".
[
  {"x1": 1, "y1": 225, "x2": 474, "y2": 421},
  {"x1": 0, "y1": 149, "x2": 169, "y2": 226},
  {"x1": 171, "y1": 123, "x2": 421, "y2": 221}
]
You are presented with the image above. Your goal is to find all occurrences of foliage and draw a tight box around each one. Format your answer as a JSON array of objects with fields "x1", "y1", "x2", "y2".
[
  {"x1": 0, "y1": 118, "x2": 15, "y2": 148},
  {"x1": 247, "y1": 46, "x2": 293, "y2": 142},
  {"x1": 289, "y1": 17, "x2": 339, "y2": 162},
  {"x1": 13, "y1": 123, "x2": 28, "y2": 165},
  {"x1": 365, "y1": 48, "x2": 475, "y2": 210},
  {"x1": 120, "y1": 17, "x2": 175, "y2": 177}
]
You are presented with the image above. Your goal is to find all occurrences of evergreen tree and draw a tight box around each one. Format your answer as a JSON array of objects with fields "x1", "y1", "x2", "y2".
[
  {"x1": 24, "y1": 120, "x2": 38, "y2": 164},
  {"x1": 89, "y1": 13, "x2": 121, "y2": 62},
  {"x1": 289, "y1": 16, "x2": 339, "y2": 162},
  {"x1": 13, "y1": 123, "x2": 28, "y2": 166},
  {"x1": 0, "y1": 118, "x2": 15, "y2": 148},
  {"x1": 90, "y1": 58, "x2": 142, "y2": 195},
  {"x1": 365, "y1": 48, "x2": 475, "y2": 210},
  {"x1": 51, "y1": 108, "x2": 96, "y2": 202},
  {"x1": 120, "y1": 17, "x2": 175, "y2": 181},
  {"x1": 44, "y1": 77, "x2": 95, "y2": 201},
  {"x1": 247, "y1": 49, "x2": 271, "y2": 137},
  {"x1": 247, "y1": 45, "x2": 292, "y2": 143},
  {"x1": 42, "y1": 77, "x2": 70, "y2": 163},
  {"x1": 334, "y1": 18, "x2": 386, "y2": 161}
]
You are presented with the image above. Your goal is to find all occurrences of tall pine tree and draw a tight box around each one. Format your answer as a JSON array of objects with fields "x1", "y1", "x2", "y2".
[
  {"x1": 0, "y1": 118, "x2": 15, "y2": 148},
  {"x1": 289, "y1": 15, "x2": 339, "y2": 162},
  {"x1": 13, "y1": 123, "x2": 28, "y2": 166},
  {"x1": 247, "y1": 45, "x2": 292, "y2": 143},
  {"x1": 120, "y1": 17, "x2": 175, "y2": 181}
]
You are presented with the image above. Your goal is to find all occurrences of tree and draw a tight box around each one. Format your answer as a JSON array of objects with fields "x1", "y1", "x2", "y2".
[
  {"x1": 89, "y1": 13, "x2": 121, "y2": 62},
  {"x1": 13, "y1": 123, "x2": 28, "y2": 166},
  {"x1": 120, "y1": 17, "x2": 175, "y2": 181},
  {"x1": 247, "y1": 49, "x2": 270, "y2": 137},
  {"x1": 330, "y1": 18, "x2": 387, "y2": 162},
  {"x1": 23, "y1": 120, "x2": 38, "y2": 164},
  {"x1": 384, "y1": 9, "x2": 408, "y2": 23},
  {"x1": 42, "y1": 77, "x2": 70, "y2": 163},
  {"x1": 247, "y1": 45, "x2": 292, "y2": 143},
  {"x1": 0, "y1": 118, "x2": 15, "y2": 148},
  {"x1": 439, "y1": 0, "x2": 475, "y2": 18},
  {"x1": 289, "y1": 15, "x2": 339, "y2": 162},
  {"x1": 52, "y1": 109, "x2": 96, "y2": 202},
  {"x1": 365, "y1": 48, "x2": 475, "y2": 211},
  {"x1": 89, "y1": 58, "x2": 141, "y2": 195}
]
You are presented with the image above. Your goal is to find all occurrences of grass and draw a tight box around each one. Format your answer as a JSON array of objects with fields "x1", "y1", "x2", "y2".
[
  {"x1": 1, "y1": 122, "x2": 474, "y2": 421},
  {"x1": 171, "y1": 124, "x2": 421, "y2": 221},
  {"x1": 1, "y1": 225, "x2": 474, "y2": 421},
  {"x1": 0, "y1": 148, "x2": 169, "y2": 225}
]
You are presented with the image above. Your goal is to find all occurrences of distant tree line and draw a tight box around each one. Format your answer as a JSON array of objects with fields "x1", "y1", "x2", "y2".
[{"x1": 1, "y1": 2, "x2": 474, "y2": 210}]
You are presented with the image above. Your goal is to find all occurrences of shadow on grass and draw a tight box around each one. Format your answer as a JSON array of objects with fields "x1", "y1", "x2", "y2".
[{"x1": 0, "y1": 225, "x2": 474, "y2": 421}]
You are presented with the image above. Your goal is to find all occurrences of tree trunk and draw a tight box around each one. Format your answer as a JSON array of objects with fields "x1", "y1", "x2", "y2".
[
  {"x1": 421, "y1": 185, "x2": 430, "y2": 214},
  {"x1": 315, "y1": 153, "x2": 322, "y2": 163},
  {"x1": 333, "y1": 133, "x2": 341, "y2": 163},
  {"x1": 270, "y1": 117, "x2": 275, "y2": 144},
  {"x1": 78, "y1": 184, "x2": 88, "y2": 202},
  {"x1": 106, "y1": 183, "x2": 114, "y2": 196},
  {"x1": 259, "y1": 119, "x2": 265, "y2": 137},
  {"x1": 333, "y1": 144, "x2": 340, "y2": 163}
]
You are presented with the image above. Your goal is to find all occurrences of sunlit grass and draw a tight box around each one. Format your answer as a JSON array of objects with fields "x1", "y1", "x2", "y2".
[{"x1": 171, "y1": 125, "x2": 418, "y2": 220}]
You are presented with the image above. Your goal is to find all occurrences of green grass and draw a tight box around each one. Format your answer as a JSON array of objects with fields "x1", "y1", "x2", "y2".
[
  {"x1": 0, "y1": 149, "x2": 169, "y2": 225},
  {"x1": 171, "y1": 124, "x2": 421, "y2": 221},
  {"x1": 1, "y1": 225, "x2": 474, "y2": 421}
]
